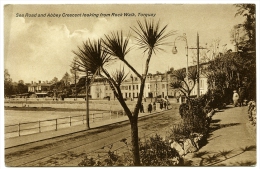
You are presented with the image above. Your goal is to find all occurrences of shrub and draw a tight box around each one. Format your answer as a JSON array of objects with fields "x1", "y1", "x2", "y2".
[
  {"x1": 178, "y1": 97, "x2": 209, "y2": 135},
  {"x1": 171, "y1": 95, "x2": 210, "y2": 150},
  {"x1": 204, "y1": 88, "x2": 228, "y2": 109},
  {"x1": 78, "y1": 134, "x2": 182, "y2": 166},
  {"x1": 139, "y1": 134, "x2": 182, "y2": 166},
  {"x1": 78, "y1": 156, "x2": 98, "y2": 166}
]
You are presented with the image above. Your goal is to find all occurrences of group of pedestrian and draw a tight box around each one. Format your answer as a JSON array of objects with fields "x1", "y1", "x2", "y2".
[
  {"x1": 159, "y1": 100, "x2": 168, "y2": 110},
  {"x1": 140, "y1": 102, "x2": 153, "y2": 113},
  {"x1": 138, "y1": 99, "x2": 169, "y2": 114}
]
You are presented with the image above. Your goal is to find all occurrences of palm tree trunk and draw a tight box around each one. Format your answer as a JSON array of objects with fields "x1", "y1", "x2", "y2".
[
  {"x1": 128, "y1": 50, "x2": 153, "y2": 166},
  {"x1": 130, "y1": 115, "x2": 140, "y2": 165}
]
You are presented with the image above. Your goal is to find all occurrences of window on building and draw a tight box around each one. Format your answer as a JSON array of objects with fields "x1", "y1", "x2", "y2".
[
  {"x1": 129, "y1": 85, "x2": 131, "y2": 90},
  {"x1": 129, "y1": 93, "x2": 131, "y2": 98},
  {"x1": 133, "y1": 85, "x2": 135, "y2": 90},
  {"x1": 162, "y1": 84, "x2": 165, "y2": 89},
  {"x1": 125, "y1": 93, "x2": 127, "y2": 98},
  {"x1": 136, "y1": 85, "x2": 138, "y2": 90},
  {"x1": 133, "y1": 93, "x2": 135, "y2": 97},
  {"x1": 137, "y1": 92, "x2": 139, "y2": 97},
  {"x1": 200, "y1": 80, "x2": 204, "y2": 88}
]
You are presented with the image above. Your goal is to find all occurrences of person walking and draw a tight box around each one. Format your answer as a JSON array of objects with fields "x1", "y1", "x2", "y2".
[
  {"x1": 164, "y1": 101, "x2": 167, "y2": 110},
  {"x1": 233, "y1": 90, "x2": 239, "y2": 107},
  {"x1": 238, "y1": 87, "x2": 245, "y2": 106},
  {"x1": 140, "y1": 103, "x2": 145, "y2": 113},
  {"x1": 160, "y1": 101, "x2": 163, "y2": 110},
  {"x1": 153, "y1": 102, "x2": 156, "y2": 111},
  {"x1": 148, "y1": 102, "x2": 152, "y2": 113}
]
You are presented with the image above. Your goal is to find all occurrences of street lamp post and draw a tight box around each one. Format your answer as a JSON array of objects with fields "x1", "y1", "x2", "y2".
[
  {"x1": 130, "y1": 74, "x2": 133, "y2": 101},
  {"x1": 173, "y1": 33, "x2": 206, "y2": 98},
  {"x1": 166, "y1": 70, "x2": 168, "y2": 98},
  {"x1": 172, "y1": 33, "x2": 189, "y2": 82},
  {"x1": 172, "y1": 34, "x2": 189, "y2": 102},
  {"x1": 189, "y1": 33, "x2": 207, "y2": 98},
  {"x1": 196, "y1": 33, "x2": 200, "y2": 98},
  {"x1": 155, "y1": 75, "x2": 158, "y2": 102},
  {"x1": 74, "y1": 64, "x2": 79, "y2": 101}
]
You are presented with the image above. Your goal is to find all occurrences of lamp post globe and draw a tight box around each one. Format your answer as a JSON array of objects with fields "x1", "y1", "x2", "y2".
[{"x1": 172, "y1": 46, "x2": 178, "y2": 54}]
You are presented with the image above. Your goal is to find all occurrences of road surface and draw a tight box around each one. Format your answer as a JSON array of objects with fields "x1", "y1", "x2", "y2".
[{"x1": 5, "y1": 107, "x2": 182, "y2": 167}]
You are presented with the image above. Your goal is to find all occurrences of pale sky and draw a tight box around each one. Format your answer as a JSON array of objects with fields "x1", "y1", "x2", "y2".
[{"x1": 4, "y1": 3, "x2": 246, "y2": 83}]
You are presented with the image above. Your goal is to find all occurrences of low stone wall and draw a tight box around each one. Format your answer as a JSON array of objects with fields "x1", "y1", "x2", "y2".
[{"x1": 4, "y1": 97, "x2": 178, "y2": 112}]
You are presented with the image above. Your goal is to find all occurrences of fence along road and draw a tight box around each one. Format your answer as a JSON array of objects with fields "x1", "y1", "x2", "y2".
[
  {"x1": 5, "y1": 110, "x2": 127, "y2": 139},
  {"x1": 5, "y1": 98, "x2": 177, "y2": 139}
]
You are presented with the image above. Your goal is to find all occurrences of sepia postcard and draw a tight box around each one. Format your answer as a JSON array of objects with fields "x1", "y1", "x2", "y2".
[{"x1": 2, "y1": 1, "x2": 257, "y2": 167}]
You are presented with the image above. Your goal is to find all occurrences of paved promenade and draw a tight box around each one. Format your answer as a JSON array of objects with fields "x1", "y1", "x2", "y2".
[{"x1": 191, "y1": 105, "x2": 257, "y2": 166}]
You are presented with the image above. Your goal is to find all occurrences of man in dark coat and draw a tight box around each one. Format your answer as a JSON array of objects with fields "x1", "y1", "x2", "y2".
[
  {"x1": 140, "y1": 103, "x2": 145, "y2": 113},
  {"x1": 148, "y1": 102, "x2": 152, "y2": 113},
  {"x1": 160, "y1": 101, "x2": 163, "y2": 110}
]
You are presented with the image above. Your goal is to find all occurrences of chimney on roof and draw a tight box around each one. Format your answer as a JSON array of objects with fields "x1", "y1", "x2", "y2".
[
  {"x1": 31, "y1": 81, "x2": 33, "y2": 84},
  {"x1": 39, "y1": 80, "x2": 41, "y2": 84}
]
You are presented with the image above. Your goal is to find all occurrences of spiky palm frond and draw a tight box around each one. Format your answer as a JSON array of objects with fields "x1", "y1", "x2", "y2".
[
  {"x1": 111, "y1": 67, "x2": 129, "y2": 86},
  {"x1": 102, "y1": 31, "x2": 142, "y2": 79},
  {"x1": 131, "y1": 19, "x2": 175, "y2": 54},
  {"x1": 170, "y1": 80, "x2": 183, "y2": 89},
  {"x1": 102, "y1": 31, "x2": 131, "y2": 61},
  {"x1": 188, "y1": 67, "x2": 198, "y2": 82},
  {"x1": 172, "y1": 69, "x2": 186, "y2": 81},
  {"x1": 73, "y1": 39, "x2": 111, "y2": 75}
]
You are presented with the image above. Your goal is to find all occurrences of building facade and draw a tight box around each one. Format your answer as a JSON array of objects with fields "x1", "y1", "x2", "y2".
[
  {"x1": 28, "y1": 81, "x2": 52, "y2": 93},
  {"x1": 89, "y1": 64, "x2": 209, "y2": 100},
  {"x1": 90, "y1": 73, "x2": 179, "y2": 100}
]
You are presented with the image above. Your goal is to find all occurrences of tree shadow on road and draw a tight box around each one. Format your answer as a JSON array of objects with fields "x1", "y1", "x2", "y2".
[
  {"x1": 229, "y1": 160, "x2": 256, "y2": 166},
  {"x1": 209, "y1": 123, "x2": 241, "y2": 133},
  {"x1": 210, "y1": 119, "x2": 221, "y2": 123}
]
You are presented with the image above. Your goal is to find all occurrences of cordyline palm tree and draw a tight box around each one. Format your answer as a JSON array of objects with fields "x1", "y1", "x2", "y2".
[
  {"x1": 73, "y1": 19, "x2": 174, "y2": 166},
  {"x1": 170, "y1": 66, "x2": 197, "y2": 102},
  {"x1": 73, "y1": 39, "x2": 112, "y2": 129}
]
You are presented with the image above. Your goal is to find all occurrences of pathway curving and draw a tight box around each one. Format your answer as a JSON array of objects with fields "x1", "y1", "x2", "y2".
[{"x1": 187, "y1": 105, "x2": 256, "y2": 166}]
